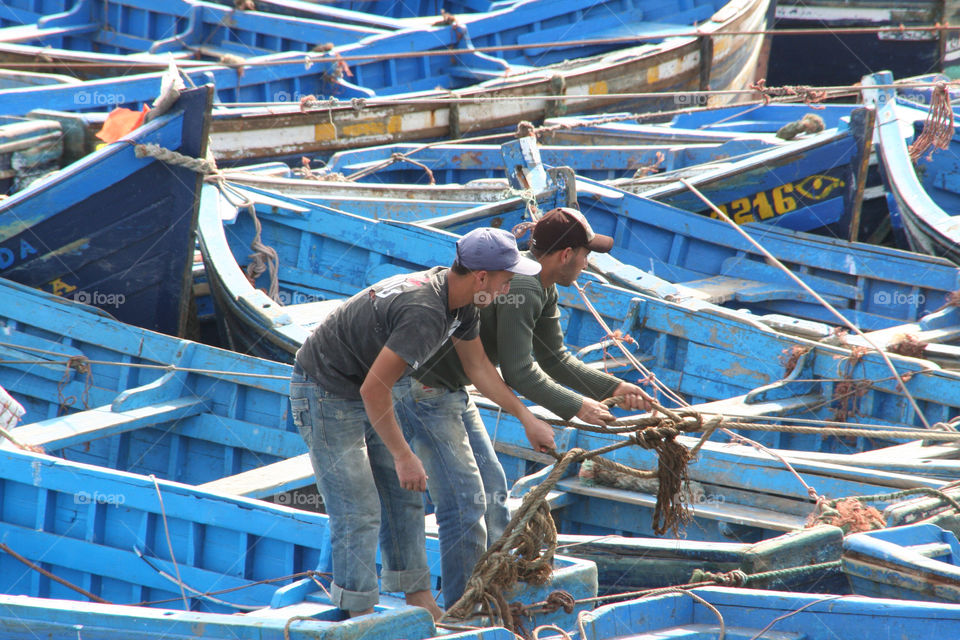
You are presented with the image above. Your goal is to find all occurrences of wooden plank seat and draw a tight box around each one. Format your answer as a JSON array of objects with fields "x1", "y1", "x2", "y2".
[
  {"x1": 199, "y1": 453, "x2": 315, "y2": 498},
  {"x1": 2, "y1": 397, "x2": 205, "y2": 451}
]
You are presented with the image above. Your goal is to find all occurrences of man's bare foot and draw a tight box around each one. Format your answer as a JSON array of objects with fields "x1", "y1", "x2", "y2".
[
  {"x1": 348, "y1": 607, "x2": 374, "y2": 618},
  {"x1": 405, "y1": 590, "x2": 443, "y2": 621}
]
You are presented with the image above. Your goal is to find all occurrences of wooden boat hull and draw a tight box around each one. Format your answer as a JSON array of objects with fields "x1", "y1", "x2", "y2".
[
  {"x1": 209, "y1": 0, "x2": 774, "y2": 160},
  {"x1": 0, "y1": 85, "x2": 211, "y2": 336},
  {"x1": 865, "y1": 72, "x2": 960, "y2": 262},
  {"x1": 843, "y1": 523, "x2": 960, "y2": 603},
  {"x1": 767, "y1": 2, "x2": 955, "y2": 86},
  {"x1": 577, "y1": 586, "x2": 960, "y2": 638}
]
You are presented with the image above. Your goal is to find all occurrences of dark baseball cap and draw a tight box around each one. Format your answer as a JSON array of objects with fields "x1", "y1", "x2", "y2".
[
  {"x1": 530, "y1": 207, "x2": 614, "y2": 254},
  {"x1": 456, "y1": 227, "x2": 541, "y2": 275}
]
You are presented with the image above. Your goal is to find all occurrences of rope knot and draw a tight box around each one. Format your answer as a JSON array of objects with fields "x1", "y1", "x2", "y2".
[
  {"x1": 67, "y1": 355, "x2": 90, "y2": 374},
  {"x1": 516, "y1": 121, "x2": 537, "y2": 139},
  {"x1": 541, "y1": 590, "x2": 575, "y2": 614},
  {"x1": 690, "y1": 569, "x2": 748, "y2": 587},
  {"x1": 58, "y1": 356, "x2": 93, "y2": 413}
]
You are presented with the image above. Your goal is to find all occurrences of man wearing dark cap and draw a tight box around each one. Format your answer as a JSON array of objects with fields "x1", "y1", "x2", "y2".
[
  {"x1": 399, "y1": 207, "x2": 648, "y2": 609},
  {"x1": 290, "y1": 227, "x2": 556, "y2": 620}
]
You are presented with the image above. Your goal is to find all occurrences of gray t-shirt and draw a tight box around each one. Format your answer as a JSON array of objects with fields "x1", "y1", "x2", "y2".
[{"x1": 295, "y1": 267, "x2": 479, "y2": 399}]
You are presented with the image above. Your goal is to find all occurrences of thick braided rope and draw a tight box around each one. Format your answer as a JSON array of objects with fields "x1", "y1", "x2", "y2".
[
  {"x1": 244, "y1": 205, "x2": 280, "y2": 303},
  {"x1": 134, "y1": 143, "x2": 216, "y2": 174},
  {"x1": 444, "y1": 449, "x2": 585, "y2": 625}
]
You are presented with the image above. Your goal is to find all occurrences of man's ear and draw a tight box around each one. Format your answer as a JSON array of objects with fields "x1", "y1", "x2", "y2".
[{"x1": 473, "y1": 269, "x2": 489, "y2": 287}]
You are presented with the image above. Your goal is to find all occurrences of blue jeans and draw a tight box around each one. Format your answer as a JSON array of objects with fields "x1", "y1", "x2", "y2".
[
  {"x1": 393, "y1": 378, "x2": 510, "y2": 607},
  {"x1": 290, "y1": 364, "x2": 431, "y2": 612}
]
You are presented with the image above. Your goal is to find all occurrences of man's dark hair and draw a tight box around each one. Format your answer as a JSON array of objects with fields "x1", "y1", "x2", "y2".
[
  {"x1": 450, "y1": 260, "x2": 471, "y2": 275},
  {"x1": 529, "y1": 243, "x2": 568, "y2": 259}
]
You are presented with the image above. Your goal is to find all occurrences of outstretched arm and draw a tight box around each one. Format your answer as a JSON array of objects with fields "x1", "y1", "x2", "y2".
[{"x1": 454, "y1": 336, "x2": 556, "y2": 453}]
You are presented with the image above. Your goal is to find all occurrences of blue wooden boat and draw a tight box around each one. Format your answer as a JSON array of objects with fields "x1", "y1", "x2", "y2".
[
  {"x1": 0, "y1": 84, "x2": 211, "y2": 336},
  {"x1": 843, "y1": 523, "x2": 960, "y2": 602},
  {"x1": 0, "y1": 0, "x2": 772, "y2": 161},
  {"x1": 0, "y1": 445, "x2": 596, "y2": 636},
  {"x1": 212, "y1": 136, "x2": 960, "y2": 336},
  {"x1": 576, "y1": 586, "x2": 960, "y2": 639},
  {"x1": 864, "y1": 71, "x2": 960, "y2": 262}
]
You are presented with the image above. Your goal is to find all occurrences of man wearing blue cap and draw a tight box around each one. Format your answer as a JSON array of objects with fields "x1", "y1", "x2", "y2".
[
  {"x1": 399, "y1": 208, "x2": 650, "y2": 608},
  {"x1": 290, "y1": 227, "x2": 555, "y2": 620}
]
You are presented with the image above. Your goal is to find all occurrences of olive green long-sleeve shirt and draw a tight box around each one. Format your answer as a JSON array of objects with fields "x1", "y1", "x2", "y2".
[{"x1": 412, "y1": 272, "x2": 621, "y2": 420}]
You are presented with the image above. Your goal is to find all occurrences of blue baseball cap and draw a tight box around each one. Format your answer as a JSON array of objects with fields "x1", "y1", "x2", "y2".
[{"x1": 456, "y1": 227, "x2": 541, "y2": 275}]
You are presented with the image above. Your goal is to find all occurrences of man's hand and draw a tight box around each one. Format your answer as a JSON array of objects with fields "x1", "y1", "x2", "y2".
[
  {"x1": 613, "y1": 382, "x2": 653, "y2": 412},
  {"x1": 576, "y1": 397, "x2": 615, "y2": 426},
  {"x1": 521, "y1": 416, "x2": 556, "y2": 453},
  {"x1": 393, "y1": 449, "x2": 428, "y2": 492}
]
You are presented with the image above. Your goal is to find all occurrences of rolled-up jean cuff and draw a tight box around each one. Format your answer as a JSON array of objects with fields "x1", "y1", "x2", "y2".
[
  {"x1": 330, "y1": 582, "x2": 380, "y2": 612},
  {"x1": 381, "y1": 567, "x2": 431, "y2": 594}
]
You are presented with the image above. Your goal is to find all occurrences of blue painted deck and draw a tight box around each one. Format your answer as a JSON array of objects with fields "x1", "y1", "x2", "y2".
[{"x1": 0, "y1": 84, "x2": 211, "y2": 336}]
